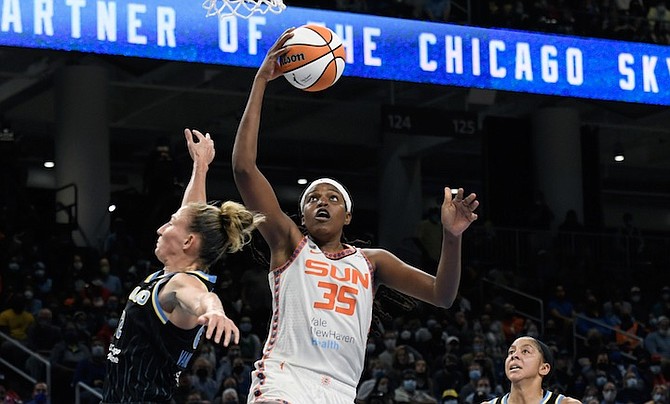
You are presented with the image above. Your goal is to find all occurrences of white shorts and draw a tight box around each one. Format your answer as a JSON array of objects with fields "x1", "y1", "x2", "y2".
[{"x1": 247, "y1": 359, "x2": 355, "y2": 404}]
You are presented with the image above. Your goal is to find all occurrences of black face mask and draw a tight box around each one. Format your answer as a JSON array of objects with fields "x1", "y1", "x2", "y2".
[
  {"x1": 233, "y1": 364, "x2": 244, "y2": 373},
  {"x1": 196, "y1": 368, "x2": 208, "y2": 379}
]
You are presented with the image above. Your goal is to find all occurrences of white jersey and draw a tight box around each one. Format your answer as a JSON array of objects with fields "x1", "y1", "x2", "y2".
[{"x1": 248, "y1": 236, "x2": 375, "y2": 403}]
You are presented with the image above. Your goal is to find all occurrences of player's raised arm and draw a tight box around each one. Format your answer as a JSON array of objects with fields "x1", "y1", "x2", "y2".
[{"x1": 232, "y1": 28, "x2": 302, "y2": 261}]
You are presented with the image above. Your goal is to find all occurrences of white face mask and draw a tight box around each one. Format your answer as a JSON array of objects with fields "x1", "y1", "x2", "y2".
[
  {"x1": 603, "y1": 391, "x2": 616, "y2": 402},
  {"x1": 626, "y1": 378, "x2": 638, "y2": 388}
]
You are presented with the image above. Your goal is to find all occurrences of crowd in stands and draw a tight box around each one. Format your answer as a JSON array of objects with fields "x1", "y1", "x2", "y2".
[
  {"x1": 295, "y1": 0, "x2": 670, "y2": 45},
  {"x1": 1, "y1": 190, "x2": 669, "y2": 404}
]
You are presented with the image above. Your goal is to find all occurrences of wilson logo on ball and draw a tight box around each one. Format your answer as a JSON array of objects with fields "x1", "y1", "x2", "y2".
[
  {"x1": 278, "y1": 24, "x2": 346, "y2": 92},
  {"x1": 279, "y1": 53, "x2": 306, "y2": 66}
]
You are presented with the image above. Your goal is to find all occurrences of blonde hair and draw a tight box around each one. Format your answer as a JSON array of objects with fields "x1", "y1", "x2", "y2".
[{"x1": 187, "y1": 201, "x2": 264, "y2": 270}]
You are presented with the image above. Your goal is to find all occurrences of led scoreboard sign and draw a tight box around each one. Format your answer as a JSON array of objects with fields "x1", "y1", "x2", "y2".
[{"x1": 1, "y1": 1, "x2": 669, "y2": 105}]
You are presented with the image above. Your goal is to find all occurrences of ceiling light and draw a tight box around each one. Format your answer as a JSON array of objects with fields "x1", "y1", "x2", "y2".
[
  {"x1": 297, "y1": 178, "x2": 308, "y2": 185},
  {"x1": 613, "y1": 142, "x2": 625, "y2": 162}
]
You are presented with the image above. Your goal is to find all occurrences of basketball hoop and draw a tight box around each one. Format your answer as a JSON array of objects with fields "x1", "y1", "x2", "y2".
[{"x1": 203, "y1": 0, "x2": 286, "y2": 19}]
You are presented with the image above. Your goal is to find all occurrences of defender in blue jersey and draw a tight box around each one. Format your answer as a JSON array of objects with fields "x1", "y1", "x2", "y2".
[{"x1": 102, "y1": 129, "x2": 264, "y2": 403}]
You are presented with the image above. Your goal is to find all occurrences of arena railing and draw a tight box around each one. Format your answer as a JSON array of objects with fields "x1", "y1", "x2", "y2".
[{"x1": 0, "y1": 330, "x2": 51, "y2": 399}]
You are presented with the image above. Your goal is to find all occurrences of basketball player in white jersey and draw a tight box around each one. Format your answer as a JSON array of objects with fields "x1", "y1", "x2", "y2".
[{"x1": 232, "y1": 28, "x2": 479, "y2": 404}]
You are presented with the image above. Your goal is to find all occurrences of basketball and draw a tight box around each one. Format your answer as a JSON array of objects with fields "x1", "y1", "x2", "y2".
[{"x1": 278, "y1": 25, "x2": 346, "y2": 92}]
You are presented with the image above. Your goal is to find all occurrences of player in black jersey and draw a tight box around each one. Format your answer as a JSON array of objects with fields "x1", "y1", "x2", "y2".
[
  {"x1": 484, "y1": 336, "x2": 580, "y2": 404},
  {"x1": 102, "y1": 129, "x2": 264, "y2": 403}
]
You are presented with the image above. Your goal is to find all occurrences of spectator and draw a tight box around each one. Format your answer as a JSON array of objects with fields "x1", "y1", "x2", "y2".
[
  {"x1": 431, "y1": 353, "x2": 465, "y2": 399},
  {"x1": 423, "y1": 0, "x2": 451, "y2": 21},
  {"x1": 645, "y1": 384, "x2": 669, "y2": 404},
  {"x1": 528, "y1": 190, "x2": 554, "y2": 230},
  {"x1": 615, "y1": 305, "x2": 645, "y2": 354},
  {"x1": 96, "y1": 257, "x2": 123, "y2": 297},
  {"x1": 24, "y1": 381, "x2": 49, "y2": 404},
  {"x1": 459, "y1": 361, "x2": 483, "y2": 400},
  {"x1": 628, "y1": 285, "x2": 651, "y2": 328},
  {"x1": 647, "y1": 0, "x2": 670, "y2": 43},
  {"x1": 645, "y1": 316, "x2": 670, "y2": 360},
  {"x1": 24, "y1": 308, "x2": 62, "y2": 380},
  {"x1": 393, "y1": 369, "x2": 438, "y2": 403},
  {"x1": 237, "y1": 316, "x2": 262, "y2": 363},
  {"x1": 189, "y1": 356, "x2": 218, "y2": 402},
  {"x1": 103, "y1": 217, "x2": 139, "y2": 272},
  {"x1": 0, "y1": 383, "x2": 23, "y2": 404},
  {"x1": 50, "y1": 321, "x2": 91, "y2": 402},
  {"x1": 464, "y1": 375, "x2": 495, "y2": 404},
  {"x1": 31, "y1": 262, "x2": 53, "y2": 299},
  {"x1": 71, "y1": 338, "x2": 106, "y2": 404},
  {"x1": 414, "y1": 359, "x2": 434, "y2": 396},
  {"x1": 500, "y1": 303, "x2": 525, "y2": 344},
  {"x1": 600, "y1": 381, "x2": 622, "y2": 404},
  {"x1": 617, "y1": 212, "x2": 645, "y2": 266},
  {"x1": 650, "y1": 286, "x2": 670, "y2": 319},
  {"x1": 378, "y1": 330, "x2": 398, "y2": 370},
  {"x1": 220, "y1": 387, "x2": 239, "y2": 404},
  {"x1": 547, "y1": 285, "x2": 576, "y2": 339},
  {"x1": 0, "y1": 293, "x2": 34, "y2": 364},
  {"x1": 441, "y1": 388, "x2": 459, "y2": 404},
  {"x1": 618, "y1": 370, "x2": 651, "y2": 403}
]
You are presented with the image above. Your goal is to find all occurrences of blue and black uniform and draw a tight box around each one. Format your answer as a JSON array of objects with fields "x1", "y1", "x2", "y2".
[{"x1": 102, "y1": 270, "x2": 216, "y2": 403}]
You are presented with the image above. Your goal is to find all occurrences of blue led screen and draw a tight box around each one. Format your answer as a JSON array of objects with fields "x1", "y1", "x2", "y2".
[{"x1": 1, "y1": 1, "x2": 669, "y2": 105}]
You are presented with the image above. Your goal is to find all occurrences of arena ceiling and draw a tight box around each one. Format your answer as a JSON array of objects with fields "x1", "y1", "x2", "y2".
[{"x1": 1, "y1": 45, "x2": 669, "y2": 224}]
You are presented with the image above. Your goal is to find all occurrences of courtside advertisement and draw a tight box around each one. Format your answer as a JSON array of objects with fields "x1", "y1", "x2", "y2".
[{"x1": 1, "y1": 1, "x2": 669, "y2": 105}]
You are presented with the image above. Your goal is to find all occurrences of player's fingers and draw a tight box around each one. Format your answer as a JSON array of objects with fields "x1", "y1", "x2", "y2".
[
  {"x1": 444, "y1": 187, "x2": 453, "y2": 203},
  {"x1": 184, "y1": 128, "x2": 194, "y2": 144}
]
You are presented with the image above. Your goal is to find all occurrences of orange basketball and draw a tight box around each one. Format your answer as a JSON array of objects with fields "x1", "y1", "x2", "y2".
[{"x1": 278, "y1": 25, "x2": 346, "y2": 92}]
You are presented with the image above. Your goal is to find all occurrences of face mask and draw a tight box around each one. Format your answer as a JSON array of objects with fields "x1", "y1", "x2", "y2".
[
  {"x1": 596, "y1": 376, "x2": 607, "y2": 386},
  {"x1": 477, "y1": 387, "x2": 491, "y2": 395},
  {"x1": 373, "y1": 369, "x2": 385, "y2": 379},
  {"x1": 384, "y1": 339, "x2": 396, "y2": 350},
  {"x1": 240, "y1": 323, "x2": 252, "y2": 333},
  {"x1": 367, "y1": 343, "x2": 376, "y2": 352},
  {"x1": 377, "y1": 384, "x2": 388, "y2": 394},
  {"x1": 8, "y1": 262, "x2": 19, "y2": 271},
  {"x1": 426, "y1": 319, "x2": 438, "y2": 328},
  {"x1": 469, "y1": 369, "x2": 481, "y2": 380},
  {"x1": 443, "y1": 400, "x2": 458, "y2": 404},
  {"x1": 73, "y1": 262, "x2": 83, "y2": 270},
  {"x1": 603, "y1": 391, "x2": 616, "y2": 402},
  {"x1": 196, "y1": 368, "x2": 208, "y2": 378},
  {"x1": 403, "y1": 380, "x2": 416, "y2": 392},
  {"x1": 233, "y1": 364, "x2": 244, "y2": 373},
  {"x1": 631, "y1": 295, "x2": 641, "y2": 302},
  {"x1": 400, "y1": 330, "x2": 412, "y2": 340},
  {"x1": 626, "y1": 378, "x2": 638, "y2": 388},
  {"x1": 650, "y1": 365, "x2": 661, "y2": 374},
  {"x1": 34, "y1": 393, "x2": 47, "y2": 404},
  {"x1": 472, "y1": 343, "x2": 484, "y2": 352},
  {"x1": 653, "y1": 393, "x2": 664, "y2": 402},
  {"x1": 91, "y1": 345, "x2": 104, "y2": 357},
  {"x1": 108, "y1": 318, "x2": 119, "y2": 329}
]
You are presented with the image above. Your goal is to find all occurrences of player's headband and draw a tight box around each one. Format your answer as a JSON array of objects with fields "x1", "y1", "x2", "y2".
[{"x1": 299, "y1": 178, "x2": 352, "y2": 214}]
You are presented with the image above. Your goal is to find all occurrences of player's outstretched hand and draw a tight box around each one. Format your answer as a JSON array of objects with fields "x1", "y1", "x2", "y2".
[
  {"x1": 198, "y1": 309, "x2": 239, "y2": 346},
  {"x1": 442, "y1": 187, "x2": 479, "y2": 236},
  {"x1": 257, "y1": 27, "x2": 294, "y2": 82},
  {"x1": 184, "y1": 128, "x2": 215, "y2": 166}
]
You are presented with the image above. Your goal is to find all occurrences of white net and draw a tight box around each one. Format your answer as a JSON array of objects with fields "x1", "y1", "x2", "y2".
[{"x1": 202, "y1": 0, "x2": 286, "y2": 19}]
